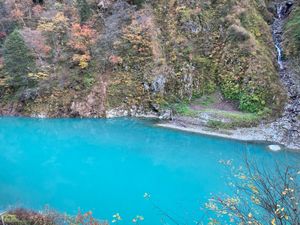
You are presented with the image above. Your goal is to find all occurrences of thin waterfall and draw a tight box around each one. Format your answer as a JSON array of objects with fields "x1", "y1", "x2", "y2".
[
  {"x1": 273, "y1": 3, "x2": 285, "y2": 70},
  {"x1": 270, "y1": 0, "x2": 300, "y2": 147}
]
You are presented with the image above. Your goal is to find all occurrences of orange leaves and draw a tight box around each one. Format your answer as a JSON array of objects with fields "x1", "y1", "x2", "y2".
[
  {"x1": 11, "y1": 8, "x2": 24, "y2": 19},
  {"x1": 69, "y1": 23, "x2": 96, "y2": 52},
  {"x1": 28, "y1": 71, "x2": 49, "y2": 80},
  {"x1": 72, "y1": 24, "x2": 96, "y2": 39},
  {"x1": 68, "y1": 23, "x2": 97, "y2": 69}
]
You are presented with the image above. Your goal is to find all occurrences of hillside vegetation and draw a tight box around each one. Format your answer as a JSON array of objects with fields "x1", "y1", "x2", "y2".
[{"x1": 0, "y1": 0, "x2": 288, "y2": 119}]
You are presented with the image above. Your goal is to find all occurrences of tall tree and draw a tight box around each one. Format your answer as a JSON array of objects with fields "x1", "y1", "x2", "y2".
[{"x1": 3, "y1": 30, "x2": 36, "y2": 89}]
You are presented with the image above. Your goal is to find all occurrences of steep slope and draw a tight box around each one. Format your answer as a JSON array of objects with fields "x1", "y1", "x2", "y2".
[
  {"x1": 0, "y1": 0, "x2": 292, "y2": 121},
  {"x1": 106, "y1": 0, "x2": 285, "y2": 117}
]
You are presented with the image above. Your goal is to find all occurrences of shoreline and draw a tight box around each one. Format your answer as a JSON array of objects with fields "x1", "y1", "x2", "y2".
[
  {"x1": 0, "y1": 112, "x2": 299, "y2": 152},
  {"x1": 156, "y1": 120, "x2": 300, "y2": 152}
]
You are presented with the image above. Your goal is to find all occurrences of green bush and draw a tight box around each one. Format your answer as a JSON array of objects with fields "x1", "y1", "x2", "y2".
[
  {"x1": 3, "y1": 30, "x2": 36, "y2": 89},
  {"x1": 220, "y1": 73, "x2": 267, "y2": 113},
  {"x1": 77, "y1": 0, "x2": 91, "y2": 24},
  {"x1": 220, "y1": 73, "x2": 241, "y2": 100},
  {"x1": 239, "y1": 91, "x2": 265, "y2": 113}
]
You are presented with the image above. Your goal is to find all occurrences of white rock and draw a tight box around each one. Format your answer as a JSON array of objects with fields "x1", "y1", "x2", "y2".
[
  {"x1": 268, "y1": 145, "x2": 282, "y2": 151},
  {"x1": 32, "y1": 113, "x2": 47, "y2": 118}
]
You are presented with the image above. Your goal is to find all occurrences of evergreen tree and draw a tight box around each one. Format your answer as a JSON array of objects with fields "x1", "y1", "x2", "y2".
[
  {"x1": 3, "y1": 30, "x2": 36, "y2": 89},
  {"x1": 77, "y1": 0, "x2": 91, "y2": 24}
]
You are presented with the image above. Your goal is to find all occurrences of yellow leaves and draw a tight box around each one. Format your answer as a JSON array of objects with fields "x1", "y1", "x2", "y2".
[
  {"x1": 271, "y1": 218, "x2": 276, "y2": 225},
  {"x1": 72, "y1": 54, "x2": 91, "y2": 69},
  {"x1": 79, "y1": 60, "x2": 89, "y2": 69},
  {"x1": 38, "y1": 13, "x2": 69, "y2": 33},
  {"x1": 0, "y1": 77, "x2": 9, "y2": 87},
  {"x1": 53, "y1": 12, "x2": 69, "y2": 24},
  {"x1": 37, "y1": 21, "x2": 55, "y2": 32},
  {"x1": 175, "y1": 6, "x2": 187, "y2": 12},
  {"x1": 248, "y1": 184, "x2": 259, "y2": 194},
  {"x1": 274, "y1": 205, "x2": 289, "y2": 221},
  {"x1": 239, "y1": 175, "x2": 247, "y2": 180},
  {"x1": 28, "y1": 72, "x2": 49, "y2": 80}
]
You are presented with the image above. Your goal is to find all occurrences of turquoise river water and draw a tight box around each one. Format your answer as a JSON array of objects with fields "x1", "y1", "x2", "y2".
[{"x1": 0, "y1": 117, "x2": 299, "y2": 224}]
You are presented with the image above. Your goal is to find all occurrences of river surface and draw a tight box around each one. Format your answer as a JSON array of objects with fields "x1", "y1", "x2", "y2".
[{"x1": 0, "y1": 117, "x2": 299, "y2": 224}]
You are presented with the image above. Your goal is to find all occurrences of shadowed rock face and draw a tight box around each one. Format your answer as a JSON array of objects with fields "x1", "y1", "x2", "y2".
[{"x1": 278, "y1": 1, "x2": 293, "y2": 18}]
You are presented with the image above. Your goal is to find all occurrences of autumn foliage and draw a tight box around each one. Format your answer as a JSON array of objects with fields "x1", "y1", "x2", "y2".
[
  {"x1": 69, "y1": 23, "x2": 96, "y2": 53},
  {"x1": 68, "y1": 23, "x2": 97, "y2": 69}
]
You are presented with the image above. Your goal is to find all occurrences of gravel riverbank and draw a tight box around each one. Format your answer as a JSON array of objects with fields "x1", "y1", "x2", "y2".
[{"x1": 157, "y1": 116, "x2": 300, "y2": 151}]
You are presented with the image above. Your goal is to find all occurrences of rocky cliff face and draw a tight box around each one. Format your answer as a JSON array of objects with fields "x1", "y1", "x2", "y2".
[{"x1": 0, "y1": 0, "x2": 296, "y2": 121}]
